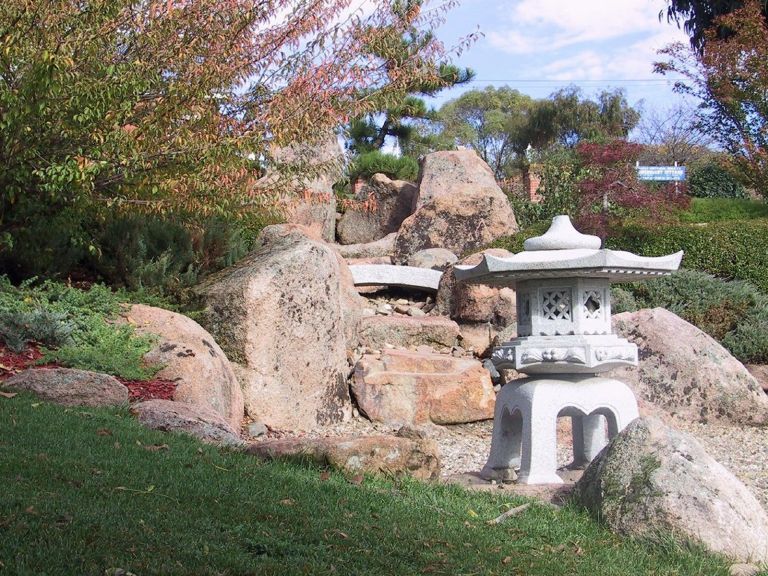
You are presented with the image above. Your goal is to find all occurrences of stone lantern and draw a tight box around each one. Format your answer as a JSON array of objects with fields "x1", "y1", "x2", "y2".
[{"x1": 454, "y1": 215, "x2": 682, "y2": 484}]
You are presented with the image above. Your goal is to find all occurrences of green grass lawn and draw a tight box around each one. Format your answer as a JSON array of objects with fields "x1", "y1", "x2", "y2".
[
  {"x1": 679, "y1": 198, "x2": 768, "y2": 223},
  {"x1": 0, "y1": 394, "x2": 733, "y2": 576}
]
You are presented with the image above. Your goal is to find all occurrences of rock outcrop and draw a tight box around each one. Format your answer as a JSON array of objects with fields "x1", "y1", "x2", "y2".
[
  {"x1": 333, "y1": 233, "x2": 396, "y2": 260},
  {"x1": 352, "y1": 350, "x2": 495, "y2": 425},
  {"x1": 2, "y1": 368, "x2": 128, "y2": 407},
  {"x1": 123, "y1": 304, "x2": 244, "y2": 430},
  {"x1": 131, "y1": 399, "x2": 242, "y2": 446},
  {"x1": 262, "y1": 133, "x2": 344, "y2": 242},
  {"x1": 246, "y1": 434, "x2": 440, "y2": 480},
  {"x1": 393, "y1": 151, "x2": 518, "y2": 263},
  {"x1": 356, "y1": 315, "x2": 460, "y2": 350},
  {"x1": 574, "y1": 416, "x2": 768, "y2": 563},
  {"x1": 199, "y1": 225, "x2": 359, "y2": 430},
  {"x1": 612, "y1": 308, "x2": 768, "y2": 426},
  {"x1": 414, "y1": 150, "x2": 501, "y2": 209},
  {"x1": 336, "y1": 174, "x2": 417, "y2": 245}
]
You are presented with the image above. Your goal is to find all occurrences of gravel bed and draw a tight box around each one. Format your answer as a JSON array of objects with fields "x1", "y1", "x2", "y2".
[
  {"x1": 674, "y1": 420, "x2": 768, "y2": 510},
  {"x1": 255, "y1": 414, "x2": 768, "y2": 510}
]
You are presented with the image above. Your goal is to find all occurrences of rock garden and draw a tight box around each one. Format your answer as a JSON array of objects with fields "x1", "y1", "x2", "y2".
[{"x1": 3, "y1": 149, "x2": 768, "y2": 572}]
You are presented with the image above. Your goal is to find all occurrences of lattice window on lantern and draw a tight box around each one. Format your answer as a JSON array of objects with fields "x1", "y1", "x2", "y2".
[
  {"x1": 583, "y1": 290, "x2": 603, "y2": 320},
  {"x1": 542, "y1": 290, "x2": 572, "y2": 320}
]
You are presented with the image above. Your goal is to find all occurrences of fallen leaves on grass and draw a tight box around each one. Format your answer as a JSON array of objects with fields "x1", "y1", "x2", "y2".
[{"x1": 0, "y1": 391, "x2": 17, "y2": 399}]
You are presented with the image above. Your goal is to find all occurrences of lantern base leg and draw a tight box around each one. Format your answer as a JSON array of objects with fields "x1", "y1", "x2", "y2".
[{"x1": 481, "y1": 376, "x2": 639, "y2": 485}]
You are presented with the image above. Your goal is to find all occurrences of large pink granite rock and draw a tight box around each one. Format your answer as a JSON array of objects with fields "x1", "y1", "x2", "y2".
[
  {"x1": 337, "y1": 173, "x2": 417, "y2": 245},
  {"x1": 414, "y1": 150, "x2": 501, "y2": 209},
  {"x1": 123, "y1": 304, "x2": 244, "y2": 430},
  {"x1": 612, "y1": 308, "x2": 768, "y2": 426},
  {"x1": 575, "y1": 416, "x2": 768, "y2": 563},
  {"x1": 437, "y1": 249, "x2": 517, "y2": 326},
  {"x1": 392, "y1": 151, "x2": 518, "y2": 263},
  {"x1": 199, "y1": 225, "x2": 359, "y2": 430},
  {"x1": 351, "y1": 350, "x2": 495, "y2": 425},
  {"x1": 356, "y1": 315, "x2": 460, "y2": 350},
  {"x1": 131, "y1": 399, "x2": 242, "y2": 446}
]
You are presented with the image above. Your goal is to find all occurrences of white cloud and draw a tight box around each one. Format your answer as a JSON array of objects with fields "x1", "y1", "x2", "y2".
[
  {"x1": 488, "y1": 0, "x2": 682, "y2": 55},
  {"x1": 537, "y1": 27, "x2": 689, "y2": 82}
]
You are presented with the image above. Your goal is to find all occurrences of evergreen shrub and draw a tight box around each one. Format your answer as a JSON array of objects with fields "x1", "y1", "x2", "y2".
[
  {"x1": 0, "y1": 277, "x2": 157, "y2": 378},
  {"x1": 687, "y1": 161, "x2": 747, "y2": 199},
  {"x1": 349, "y1": 151, "x2": 419, "y2": 182},
  {"x1": 612, "y1": 270, "x2": 768, "y2": 364}
]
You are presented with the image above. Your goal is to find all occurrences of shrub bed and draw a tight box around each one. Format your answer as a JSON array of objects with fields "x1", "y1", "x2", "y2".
[
  {"x1": 0, "y1": 278, "x2": 157, "y2": 379},
  {"x1": 612, "y1": 270, "x2": 768, "y2": 364},
  {"x1": 607, "y1": 219, "x2": 768, "y2": 293}
]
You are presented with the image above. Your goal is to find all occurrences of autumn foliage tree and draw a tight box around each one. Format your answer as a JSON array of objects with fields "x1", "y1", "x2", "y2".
[
  {"x1": 0, "y1": 0, "x2": 454, "y2": 275},
  {"x1": 656, "y1": 0, "x2": 768, "y2": 194},
  {"x1": 572, "y1": 140, "x2": 689, "y2": 238}
]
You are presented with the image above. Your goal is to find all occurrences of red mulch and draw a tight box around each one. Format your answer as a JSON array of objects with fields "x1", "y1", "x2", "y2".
[{"x1": 0, "y1": 342, "x2": 176, "y2": 402}]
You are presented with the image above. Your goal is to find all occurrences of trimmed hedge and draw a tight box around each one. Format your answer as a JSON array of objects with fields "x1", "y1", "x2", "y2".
[{"x1": 606, "y1": 219, "x2": 768, "y2": 293}]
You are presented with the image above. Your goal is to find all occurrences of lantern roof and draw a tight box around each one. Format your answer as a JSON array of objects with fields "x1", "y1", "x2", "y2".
[{"x1": 454, "y1": 215, "x2": 682, "y2": 285}]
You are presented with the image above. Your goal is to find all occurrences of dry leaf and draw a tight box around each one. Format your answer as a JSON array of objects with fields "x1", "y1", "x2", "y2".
[
  {"x1": 279, "y1": 498, "x2": 296, "y2": 506},
  {"x1": 96, "y1": 428, "x2": 112, "y2": 436},
  {"x1": 319, "y1": 471, "x2": 331, "y2": 481},
  {"x1": 337, "y1": 531, "x2": 349, "y2": 539},
  {"x1": 502, "y1": 556, "x2": 512, "y2": 565},
  {"x1": 143, "y1": 444, "x2": 169, "y2": 452},
  {"x1": 0, "y1": 391, "x2": 17, "y2": 399},
  {"x1": 349, "y1": 474, "x2": 364, "y2": 485}
]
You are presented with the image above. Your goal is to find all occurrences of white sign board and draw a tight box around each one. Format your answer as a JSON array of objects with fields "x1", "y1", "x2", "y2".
[{"x1": 636, "y1": 166, "x2": 687, "y2": 182}]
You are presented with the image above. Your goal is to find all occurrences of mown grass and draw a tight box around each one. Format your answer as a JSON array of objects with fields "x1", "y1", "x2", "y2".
[
  {"x1": 679, "y1": 197, "x2": 768, "y2": 223},
  {"x1": 0, "y1": 394, "x2": 732, "y2": 576}
]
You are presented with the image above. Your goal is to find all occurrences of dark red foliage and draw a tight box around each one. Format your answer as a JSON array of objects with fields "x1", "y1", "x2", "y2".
[
  {"x1": 572, "y1": 140, "x2": 690, "y2": 238},
  {"x1": 576, "y1": 140, "x2": 644, "y2": 166},
  {"x1": 0, "y1": 343, "x2": 176, "y2": 402}
]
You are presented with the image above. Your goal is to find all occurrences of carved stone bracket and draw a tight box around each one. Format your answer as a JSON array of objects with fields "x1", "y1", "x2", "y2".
[{"x1": 491, "y1": 334, "x2": 638, "y2": 375}]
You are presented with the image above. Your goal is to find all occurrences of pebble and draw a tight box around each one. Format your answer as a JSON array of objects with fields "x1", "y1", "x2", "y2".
[
  {"x1": 248, "y1": 422, "x2": 268, "y2": 437},
  {"x1": 408, "y1": 308, "x2": 426, "y2": 317}
]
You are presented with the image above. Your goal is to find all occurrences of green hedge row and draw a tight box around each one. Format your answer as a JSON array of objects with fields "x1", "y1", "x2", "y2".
[
  {"x1": 606, "y1": 219, "x2": 768, "y2": 293},
  {"x1": 492, "y1": 218, "x2": 768, "y2": 293}
]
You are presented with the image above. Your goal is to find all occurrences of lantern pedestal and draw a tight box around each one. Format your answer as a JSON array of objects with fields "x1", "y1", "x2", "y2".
[{"x1": 479, "y1": 375, "x2": 639, "y2": 485}]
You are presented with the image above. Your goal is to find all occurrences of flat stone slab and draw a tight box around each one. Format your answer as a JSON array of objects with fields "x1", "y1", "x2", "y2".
[
  {"x1": 349, "y1": 264, "x2": 442, "y2": 291},
  {"x1": 352, "y1": 350, "x2": 495, "y2": 425},
  {"x1": 357, "y1": 315, "x2": 460, "y2": 349}
]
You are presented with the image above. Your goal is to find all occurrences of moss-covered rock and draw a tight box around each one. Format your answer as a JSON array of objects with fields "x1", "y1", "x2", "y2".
[{"x1": 574, "y1": 417, "x2": 768, "y2": 563}]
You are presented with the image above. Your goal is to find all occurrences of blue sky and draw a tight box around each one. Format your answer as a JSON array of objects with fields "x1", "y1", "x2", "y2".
[{"x1": 424, "y1": 0, "x2": 693, "y2": 115}]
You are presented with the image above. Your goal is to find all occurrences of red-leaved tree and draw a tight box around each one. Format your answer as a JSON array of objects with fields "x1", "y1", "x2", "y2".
[
  {"x1": 655, "y1": 0, "x2": 768, "y2": 195},
  {"x1": 574, "y1": 140, "x2": 690, "y2": 238}
]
